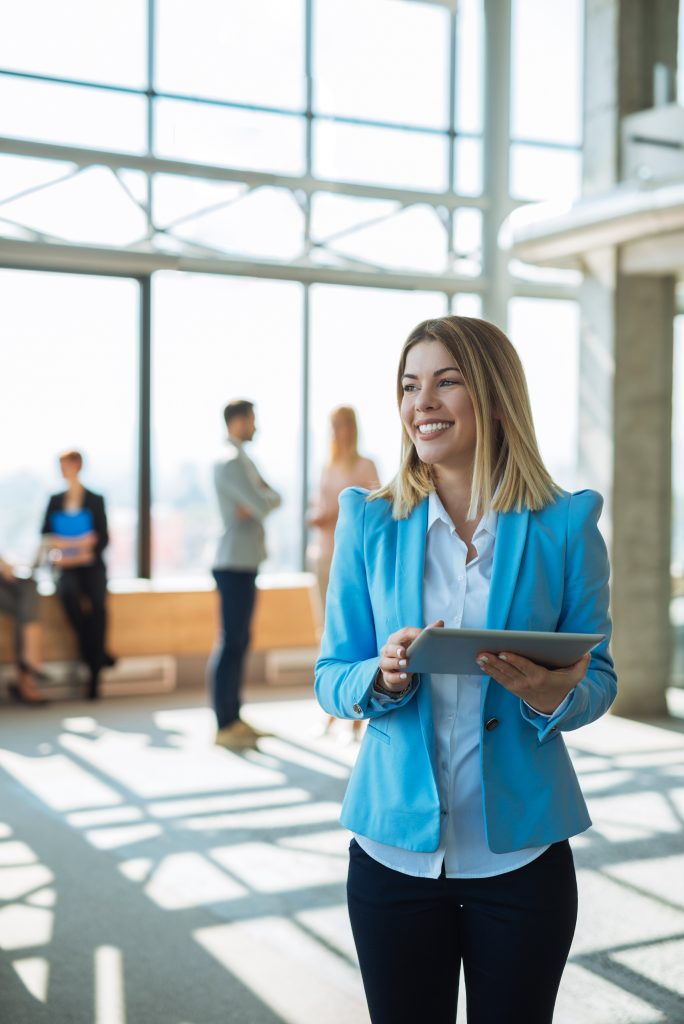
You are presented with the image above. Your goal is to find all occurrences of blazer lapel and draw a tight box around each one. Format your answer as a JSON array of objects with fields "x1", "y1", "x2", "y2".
[
  {"x1": 486, "y1": 506, "x2": 530, "y2": 630},
  {"x1": 395, "y1": 499, "x2": 436, "y2": 768},
  {"x1": 482, "y1": 506, "x2": 530, "y2": 709},
  {"x1": 395, "y1": 498, "x2": 428, "y2": 630}
]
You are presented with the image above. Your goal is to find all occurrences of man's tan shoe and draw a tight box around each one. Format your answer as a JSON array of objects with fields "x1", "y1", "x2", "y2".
[{"x1": 214, "y1": 719, "x2": 271, "y2": 750}]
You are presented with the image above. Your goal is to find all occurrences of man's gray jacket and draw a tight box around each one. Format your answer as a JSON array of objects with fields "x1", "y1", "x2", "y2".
[{"x1": 212, "y1": 440, "x2": 281, "y2": 571}]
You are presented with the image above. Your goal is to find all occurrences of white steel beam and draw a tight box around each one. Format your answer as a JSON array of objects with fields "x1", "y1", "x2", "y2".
[
  {"x1": 0, "y1": 236, "x2": 488, "y2": 293},
  {"x1": 0, "y1": 135, "x2": 487, "y2": 212}
]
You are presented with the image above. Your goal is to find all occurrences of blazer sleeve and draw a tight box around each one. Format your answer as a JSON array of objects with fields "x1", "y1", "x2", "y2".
[
  {"x1": 215, "y1": 458, "x2": 281, "y2": 521},
  {"x1": 314, "y1": 488, "x2": 413, "y2": 720},
  {"x1": 40, "y1": 494, "x2": 58, "y2": 535},
  {"x1": 90, "y1": 493, "x2": 109, "y2": 556},
  {"x1": 519, "y1": 489, "x2": 617, "y2": 742}
]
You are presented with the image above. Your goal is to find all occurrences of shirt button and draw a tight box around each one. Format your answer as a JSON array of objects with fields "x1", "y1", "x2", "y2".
[
  {"x1": 440, "y1": 809, "x2": 448, "y2": 816},
  {"x1": 485, "y1": 717, "x2": 500, "y2": 732},
  {"x1": 352, "y1": 703, "x2": 363, "y2": 715},
  {"x1": 457, "y1": 574, "x2": 464, "y2": 581}
]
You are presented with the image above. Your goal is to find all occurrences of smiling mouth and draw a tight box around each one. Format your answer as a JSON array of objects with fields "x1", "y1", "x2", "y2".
[{"x1": 416, "y1": 421, "x2": 453, "y2": 437}]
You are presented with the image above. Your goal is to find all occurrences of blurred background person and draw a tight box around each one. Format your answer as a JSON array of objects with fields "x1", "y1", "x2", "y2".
[
  {"x1": 40, "y1": 449, "x2": 113, "y2": 700},
  {"x1": 0, "y1": 553, "x2": 48, "y2": 704},
  {"x1": 308, "y1": 406, "x2": 379, "y2": 738},
  {"x1": 309, "y1": 406, "x2": 380, "y2": 598},
  {"x1": 211, "y1": 400, "x2": 281, "y2": 750}
]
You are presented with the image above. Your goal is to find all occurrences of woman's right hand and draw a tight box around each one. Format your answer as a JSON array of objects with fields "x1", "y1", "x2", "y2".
[
  {"x1": 0, "y1": 558, "x2": 15, "y2": 582},
  {"x1": 378, "y1": 620, "x2": 445, "y2": 693}
]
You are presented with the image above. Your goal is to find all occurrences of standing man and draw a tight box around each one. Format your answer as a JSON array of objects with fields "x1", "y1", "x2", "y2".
[{"x1": 211, "y1": 400, "x2": 281, "y2": 749}]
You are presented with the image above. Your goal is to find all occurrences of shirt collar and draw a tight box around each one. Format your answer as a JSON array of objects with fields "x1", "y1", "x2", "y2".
[{"x1": 427, "y1": 490, "x2": 498, "y2": 539}]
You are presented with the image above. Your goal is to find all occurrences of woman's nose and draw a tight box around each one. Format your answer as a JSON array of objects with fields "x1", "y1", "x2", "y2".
[{"x1": 416, "y1": 391, "x2": 439, "y2": 411}]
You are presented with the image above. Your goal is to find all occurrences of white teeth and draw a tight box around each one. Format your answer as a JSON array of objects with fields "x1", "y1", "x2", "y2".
[{"x1": 417, "y1": 422, "x2": 451, "y2": 434}]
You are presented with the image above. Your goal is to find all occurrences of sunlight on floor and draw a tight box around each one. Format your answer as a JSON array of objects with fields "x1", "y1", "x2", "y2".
[
  {"x1": 95, "y1": 945, "x2": 126, "y2": 1024},
  {"x1": 194, "y1": 916, "x2": 369, "y2": 1024},
  {"x1": 0, "y1": 696, "x2": 682, "y2": 1022}
]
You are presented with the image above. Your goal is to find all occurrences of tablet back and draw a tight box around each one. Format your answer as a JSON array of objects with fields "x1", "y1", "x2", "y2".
[{"x1": 405, "y1": 627, "x2": 604, "y2": 675}]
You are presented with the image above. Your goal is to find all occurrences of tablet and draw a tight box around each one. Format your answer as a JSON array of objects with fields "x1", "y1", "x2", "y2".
[{"x1": 405, "y1": 627, "x2": 604, "y2": 675}]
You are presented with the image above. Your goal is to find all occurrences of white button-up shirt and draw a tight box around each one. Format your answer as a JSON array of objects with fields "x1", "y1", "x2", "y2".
[{"x1": 356, "y1": 491, "x2": 549, "y2": 878}]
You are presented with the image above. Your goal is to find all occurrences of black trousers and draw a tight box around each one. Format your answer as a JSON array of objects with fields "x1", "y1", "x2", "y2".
[
  {"x1": 347, "y1": 838, "x2": 577, "y2": 1024},
  {"x1": 56, "y1": 564, "x2": 108, "y2": 680},
  {"x1": 210, "y1": 569, "x2": 257, "y2": 729}
]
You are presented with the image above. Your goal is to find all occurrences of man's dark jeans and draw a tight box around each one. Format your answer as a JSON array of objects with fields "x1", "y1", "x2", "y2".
[{"x1": 210, "y1": 569, "x2": 257, "y2": 729}]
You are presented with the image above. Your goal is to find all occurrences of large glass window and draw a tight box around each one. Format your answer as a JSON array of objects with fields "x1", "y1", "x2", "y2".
[
  {"x1": 0, "y1": 77, "x2": 148, "y2": 153},
  {"x1": 0, "y1": 0, "x2": 147, "y2": 88},
  {"x1": 314, "y1": 121, "x2": 449, "y2": 192},
  {"x1": 312, "y1": 196, "x2": 448, "y2": 274},
  {"x1": 508, "y1": 297, "x2": 579, "y2": 490},
  {"x1": 0, "y1": 158, "x2": 148, "y2": 247},
  {"x1": 314, "y1": 0, "x2": 449, "y2": 130},
  {"x1": 154, "y1": 101, "x2": 305, "y2": 175},
  {"x1": 509, "y1": 0, "x2": 583, "y2": 202},
  {"x1": 511, "y1": 0, "x2": 582, "y2": 146},
  {"x1": 456, "y1": 0, "x2": 484, "y2": 135},
  {"x1": 0, "y1": 0, "x2": 589, "y2": 586},
  {"x1": 156, "y1": 185, "x2": 304, "y2": 262},
  {"x1": 0, "y1": 270, "x2": 139, "y2": 578},
  {"x1": 510, "y1": 144, "x2": 581, "y2": 203},
  {"x1": 152, "y1": 273, "x2": 302, "y2": 579},
  {"x1": 156, "y1": 0, "x2": 304, "y2": 110}
]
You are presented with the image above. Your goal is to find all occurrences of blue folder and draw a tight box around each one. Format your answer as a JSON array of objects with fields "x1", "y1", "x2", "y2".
[{"x1": 51, "y1": 508, "x2": 94, "y2": 538}]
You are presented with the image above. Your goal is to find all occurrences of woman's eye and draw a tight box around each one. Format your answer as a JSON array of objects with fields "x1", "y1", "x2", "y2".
[
  {"x1": 402, "y1": 383, "x2": 417, "y2": 392},
  {"x1": 439, "y1": 378, "x2": 461, "y2": 387}
]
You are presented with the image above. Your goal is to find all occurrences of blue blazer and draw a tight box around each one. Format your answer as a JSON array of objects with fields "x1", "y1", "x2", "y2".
[{"x1": 315, "y1": 487, "x2": 616, "y2": 854}]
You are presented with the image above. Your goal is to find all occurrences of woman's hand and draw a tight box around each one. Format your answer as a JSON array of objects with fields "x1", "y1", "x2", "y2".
[
  {"x1": 475, "y1": 650, "x2": 591, "y2": 715},
  {"x1": 378, "y1": 620, "x2": 445, "y2": 693},
  {"x1": 0, "y1": 558, "x2": 15, "y2": 582},
  {"x1": 55, "y1": 551, "x2": 94, "y2": 568}
]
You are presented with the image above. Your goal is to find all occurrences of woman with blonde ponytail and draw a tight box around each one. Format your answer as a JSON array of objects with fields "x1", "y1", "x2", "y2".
[
  {"x1": 309, "y1": 405, "x2": 378, "y2": 738},
  {"x1": 315, "y1": 315, "x2": 616, "y2": 1024}
]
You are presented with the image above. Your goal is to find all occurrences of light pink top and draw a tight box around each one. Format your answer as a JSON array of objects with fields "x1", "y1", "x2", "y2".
[{"x1": 312, "y1": 457, "x2": 380, "y2": 560}]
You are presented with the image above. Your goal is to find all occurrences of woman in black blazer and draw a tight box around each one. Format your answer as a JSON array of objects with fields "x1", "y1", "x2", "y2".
[{"x1": 41, "y1": 450, "x2": 113, "y2": 699}]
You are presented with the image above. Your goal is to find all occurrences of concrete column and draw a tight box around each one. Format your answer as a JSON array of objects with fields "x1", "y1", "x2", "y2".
[
  {"x1": 611, "y1": 273, "x2": 674, "y2": 714},
  {"x1": 580, "y1": 0, "x2": 677, "y2": 716}
]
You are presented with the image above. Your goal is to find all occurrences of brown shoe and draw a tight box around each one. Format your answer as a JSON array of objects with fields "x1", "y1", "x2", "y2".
[{"x1": 214, "y1": 719, "x2": 271, "y2": 750}]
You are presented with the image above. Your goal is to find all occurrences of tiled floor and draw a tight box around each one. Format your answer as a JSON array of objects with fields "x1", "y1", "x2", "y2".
[{"x1": 0, "y1": 689, "x2": 683, "y2": 1023}]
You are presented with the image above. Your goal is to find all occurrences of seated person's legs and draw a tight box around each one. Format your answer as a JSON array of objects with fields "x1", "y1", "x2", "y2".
[{"x1": 0, "y1": 573, "x2": 45, "y2": 703}]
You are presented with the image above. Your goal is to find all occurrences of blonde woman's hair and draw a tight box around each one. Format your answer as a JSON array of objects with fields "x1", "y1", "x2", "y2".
[
  {"x1": 371, "y1": 316, "x2": 560, "y2": 520},
  {"x1": 329, "y1": 405, "x2": 359, "y2": 466}
]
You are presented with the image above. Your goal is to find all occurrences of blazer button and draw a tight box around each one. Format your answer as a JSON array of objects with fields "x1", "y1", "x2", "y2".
[
  {"x1": 484, "y1": 717, "x2": 500, "y2": 732},
  {"x1": 353, "y1": 703, "x2": 363, "y2": 715}
]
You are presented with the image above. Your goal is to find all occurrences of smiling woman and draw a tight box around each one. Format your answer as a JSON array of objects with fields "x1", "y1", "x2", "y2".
[{"x1": 315, "y1": 314, "x2": 617, "y2": 1024}]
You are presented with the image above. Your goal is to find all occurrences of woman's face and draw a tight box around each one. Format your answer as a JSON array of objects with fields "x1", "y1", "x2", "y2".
[
  {"x1": 332, "y1": 413, "x2": 354, "y2": 448},
  {"x1": 60, "y1": 457, "x2": 81, "y2": 482},
  {"x1": 400, "y1": 339, "x2": 477, "y2": 470}
]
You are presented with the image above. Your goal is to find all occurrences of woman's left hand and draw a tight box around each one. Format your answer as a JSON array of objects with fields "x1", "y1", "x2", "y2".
[{"x1": 475, "y1": 650, "x2": 591, "y2": 716}]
